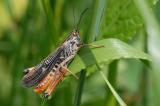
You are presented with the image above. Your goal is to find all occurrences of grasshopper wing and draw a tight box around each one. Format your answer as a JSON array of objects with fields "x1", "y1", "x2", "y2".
[{"x1": 22, "y1": 46, "x2": 65, "y2": 87}]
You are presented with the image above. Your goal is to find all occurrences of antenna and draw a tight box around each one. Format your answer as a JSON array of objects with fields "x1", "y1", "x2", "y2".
[
  {"x1": 76, "y1": 8, "x2": 89, "y2": 31},
  {"x1": 72, "y1": 5, "x2": 76, "y2": 29}
]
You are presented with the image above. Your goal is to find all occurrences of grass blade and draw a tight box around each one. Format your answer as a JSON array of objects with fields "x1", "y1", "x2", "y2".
[
  {"x1": 99, "y1": 70, "x2": 127, "y2": 106},
  {"x1": 74, "y1": 70, "x2": 86, "y2": 106}
]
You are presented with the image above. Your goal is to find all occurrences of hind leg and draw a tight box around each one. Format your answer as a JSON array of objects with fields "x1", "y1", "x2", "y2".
[
  {"x1": 43, "y1": 67, "x2": 67, "y2": 98},
  {"x1": 33, "y1": 71, "x2": 55, "y2": 94}
]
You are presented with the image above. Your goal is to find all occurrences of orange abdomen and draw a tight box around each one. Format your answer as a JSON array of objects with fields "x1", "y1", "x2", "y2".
[{"x1": 34, "y1": 72, "x2": 55, "y2": 94}]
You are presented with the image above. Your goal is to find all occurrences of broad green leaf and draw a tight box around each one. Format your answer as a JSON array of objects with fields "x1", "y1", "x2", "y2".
[
  {"x1": 101, "y1": 0, "x2": 159, "y2": 41},
  {"x1": 69, "y1": 38, "x2": 151, "y2": 73}
]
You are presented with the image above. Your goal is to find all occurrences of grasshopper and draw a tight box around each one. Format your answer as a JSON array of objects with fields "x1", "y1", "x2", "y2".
[
  {"x1": 21, "y1": 8, "x2": 103, "y2": 98},
  {"x1": 22, "y1": 29, "x2": 82, "y2": 98},
  {"x1": 21, "y1": 8, "x2": 89, "y2": 98}
]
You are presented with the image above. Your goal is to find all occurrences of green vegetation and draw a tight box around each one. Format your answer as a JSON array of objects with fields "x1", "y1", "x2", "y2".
[{"x1": 0, "y1": 0, "x2": 160, "y2": 106}]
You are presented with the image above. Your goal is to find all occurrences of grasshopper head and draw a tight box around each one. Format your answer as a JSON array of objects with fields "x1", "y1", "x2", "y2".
[{"x1": 71, "y1": 30, "x2": 82, "y2": 47}]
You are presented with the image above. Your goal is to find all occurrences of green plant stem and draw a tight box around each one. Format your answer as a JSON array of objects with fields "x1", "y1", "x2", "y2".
[
  {"x1": 105, "y1": 60, "x2": 118, "y2": 106},
  {"x1": 9, "y1": 1, "x2": 34, "y2": 105},
  {"x1": 134, "y1": 0, "x2": 160, "y2": 105},
  {"x1": 108, "y1": 60, "x2": 118, "y2": 87},
  {"x1": 4, "y1": 0, "x2": 14, "y2": 19},
  {"x1": 74, "y1": 0, "x2": 106, "y2": 106},
  {"x1": 139, "y1": 29, "x2": 151, "y2": 106},
  {"x1": 74, "y1": 70, "x2": 86, "y2": 106},
  {"x1": 41, "y1": 0, "x2": 58, "y2": 45},
  {"x1": 99, "y1": 70, "x2": 126, "y2": 106},
  {"x1": 95, "y1": 64, "x2": 126, "y2": 106}
]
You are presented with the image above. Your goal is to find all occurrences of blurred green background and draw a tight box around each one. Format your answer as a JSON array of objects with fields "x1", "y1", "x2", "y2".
[{"x1": 0, "y1": 0, "x2": 160, "y2": 106}]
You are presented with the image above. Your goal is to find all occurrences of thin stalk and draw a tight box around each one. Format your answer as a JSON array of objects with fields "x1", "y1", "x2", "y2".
[
  {"x1": 108, "y1": 60, "x2": 118, "y2": 87},
  {"x1": 99, "y1": 70, "x2": 126, "y2": 106},
  {"x1": 9, "y1": 1, "x2": 34, "y2": 105},
  {"x1": 139, "y1": 29, "x2": 149, "y2": 106},
  {"x1": 4, "y1": 0, "x2": 14, "y2": 19},
  {"x1": 105, "y1": 60, "x2": 118, "y2": 106},
  {"x1": 74, "y1": 70, "x2": 86, "y2": 106},
  {"x1": 95, "y1": 63, "x2": 126, "y2": 106},
  {"x1": 134, "y1": 0, "x2": 160, "y2": 105},
  {"x1": 74, "y1": 0, "x2": 106, "y2": 106},
  {"x1": 41, "y1": 0, "x2": 58, "y2": 45}
]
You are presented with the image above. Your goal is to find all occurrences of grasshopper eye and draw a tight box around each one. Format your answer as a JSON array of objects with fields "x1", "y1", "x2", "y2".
[
  {"x1": 23, "y1": 69, "x2": 30, "y2": 75},
  {"x1": 73, "y1": 32, "x2": 76, "y2": 36}
]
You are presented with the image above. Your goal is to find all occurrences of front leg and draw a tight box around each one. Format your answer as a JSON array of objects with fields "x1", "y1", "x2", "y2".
[{"x1": 60, "y1": 65, "x2": 79, "y2": 79}]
